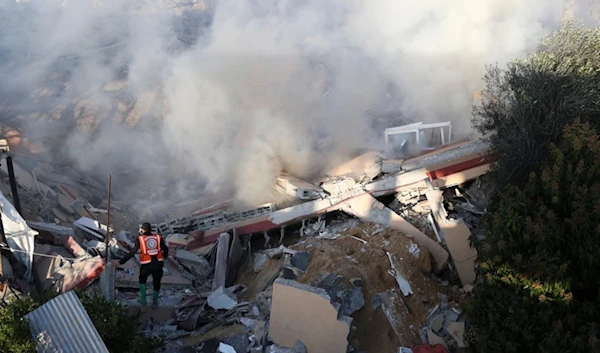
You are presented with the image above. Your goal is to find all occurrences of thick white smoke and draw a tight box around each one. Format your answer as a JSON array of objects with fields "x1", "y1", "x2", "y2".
[{"x1": 0, "y1": 0, "x2": 595, "y2": 210}]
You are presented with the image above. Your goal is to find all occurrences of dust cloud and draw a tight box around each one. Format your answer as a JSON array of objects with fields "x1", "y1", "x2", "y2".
[{"x1": 0, "y1": 0, "x2": 588, "y2": 210}]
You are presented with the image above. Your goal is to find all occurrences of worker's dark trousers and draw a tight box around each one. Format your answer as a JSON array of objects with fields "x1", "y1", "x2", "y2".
[{"x1": 139, "y1": 260, "x2": 164, "y2": 291}]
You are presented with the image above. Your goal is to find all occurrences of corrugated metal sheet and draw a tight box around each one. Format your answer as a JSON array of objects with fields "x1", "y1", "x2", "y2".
[{"x1": 25, "y1": 291, "x2": 109, "y2": 353}]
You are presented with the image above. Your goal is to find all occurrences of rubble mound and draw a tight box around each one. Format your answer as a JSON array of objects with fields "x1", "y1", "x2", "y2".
[{"x1": 238, "y1": 221, "x2": 454, "y2": 353}]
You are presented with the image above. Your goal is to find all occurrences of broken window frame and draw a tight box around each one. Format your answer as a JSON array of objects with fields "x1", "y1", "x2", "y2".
[{"x1": 384, "y1": 121, "x2": 452, "y2": 151}]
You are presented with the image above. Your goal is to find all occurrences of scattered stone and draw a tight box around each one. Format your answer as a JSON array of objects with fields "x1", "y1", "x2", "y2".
[
  {"x1": 282, "y1": 267, "x2": 297, "y2": 280},
  {"x1": 371, "y1": 294, "x2": 383, "y2": 309},
  {"x1": 266, "y1": 344, "x2": 295, "y2": 353},
  {"x1": 443, "y1": 310, "x2": 460, "y2": 329},
  {"x1": 430, "y1": 314, "x2": 444, "y2": 332},
  {"x1": 254, "y1": 253, "x2": 269, "y2": 272},
  {"x1": 208, "y1": 286, "x2": 238, "y2": 310},
  {"x1": 451, "y1": 307, "x2": 462, "y2": 315},
  {"x1": 317, "y1": 273, "x2": 343, "y2": 289},
  {"x1": 222, "y1": 334, "x2": 249, "y2": 353},
  {"x1": 294, "y1": 340, "x2": 307, "y2": 353},
  {"x1": 290, "y1": 252, "x2": 310, "y2": 272},
  {"x1": 239, "y1": 317, "x2": 258, "y2": 331},
  {"x1": 451, "y1": 285, "x2": 459, "y2": 292},
  {"x1": 254, "y1": 320, "x2": 267, "y2": 345},
  {"x1": 350, "y1": 278, "x2": 364, "y2": 287},
  {"x1": 265, "y1": 245, "x2": 296, "y2": 259},
  {"x1": 218, "y1": 342, "x2": 237, "y2": 353},
  {"x1": 408, "y1": 243, "x2": 420, "y2": 256},
  {"x1": 426, "y1": 329, "x2": 449, "y2": 351},
  {"x1": 447, "y1": 322, "x2": 466, "y2": 348},
  {"x1": 252, "y1": 306, "x2": 260, "y2": 317},
  {"x1": 440, "y1": 280, "x2": 449, "y2": 286},
  {"x1": 398, "y1": 348, "x2": 413, "y2": 353},
  {"x1": 463, "y1": 284, "x2": 474, "y2": 293},
  {"x1": 340, "y1": 287, "x2": 365, "y2": 316}
]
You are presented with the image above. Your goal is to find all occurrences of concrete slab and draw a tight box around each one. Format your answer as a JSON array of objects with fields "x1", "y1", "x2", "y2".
[
  {"x1": 226, "y1": 233, "x2": 243, "y2": 287},
  {"x1": 213, "y1": 233, "x2": 230, "y2": 290},
  {"x1": 268, "y1": 279, "x2": 351, "y2": 353},
  {"x1": 324, "y1": 151, "x2": 383, "y2": 183},
  {"x1": 341, "y1": 193, "x2": 449, "y2": 271},
  {"x1": 207, "y1": 286, "x2": 238, "y2": 310},
  {"x1": 438, "y1": 219, "x2": 476, "y2": 286}
]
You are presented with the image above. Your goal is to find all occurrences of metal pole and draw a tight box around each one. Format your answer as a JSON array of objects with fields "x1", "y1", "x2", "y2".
[
  {"x1": 6, "y1": 156, "x2": 22, "y2": 215},
  {"x1": 0, "y1": 205, "x2": 5, "y2": 279},
  {"x1": 100, "y1": 173, "x2": 115, "y2": 302},
  {"x1": 105, "y1": 174, "x2": 112, "y2": 262}
]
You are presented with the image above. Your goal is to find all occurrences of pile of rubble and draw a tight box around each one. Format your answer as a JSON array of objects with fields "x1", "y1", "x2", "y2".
[{"x1": 0, "y1": 121, "x2": 493, "y2": 353}]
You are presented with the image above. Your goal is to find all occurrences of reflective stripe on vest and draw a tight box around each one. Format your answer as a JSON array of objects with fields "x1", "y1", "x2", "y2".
[{"x1": 138, "y1": 234, "x2": 164, "y2": 264}]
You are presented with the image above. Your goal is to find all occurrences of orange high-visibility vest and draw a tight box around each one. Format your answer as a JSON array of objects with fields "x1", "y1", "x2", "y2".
[{"x1": 138, "y1": 234, "x2": 164, "y2": 264}]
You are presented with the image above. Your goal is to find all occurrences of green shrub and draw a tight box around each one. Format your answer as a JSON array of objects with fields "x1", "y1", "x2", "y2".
[
  {"x1": 0, "y1": 294, "x2": 41, "y2": 353},
  {"x1": 79, "y1": 292, "x2": 164, "y2": 353},
  {"x1": 465, "y1": 121, "x2": 600, "y2": 353},
  {"x1": 0, "y1": 290, "x2": 163, "y2": 353},
  {"x1": 472, "y1": 22, "x2": 600, "y2": 189}
]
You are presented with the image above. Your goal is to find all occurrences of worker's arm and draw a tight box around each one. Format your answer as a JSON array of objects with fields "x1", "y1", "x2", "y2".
[
  {"x1": 160, "y1": 237, "x2": 169, "y2": 258},
  {"x1": 118, "y1": 237, "x2": 140, "y2": 265}
]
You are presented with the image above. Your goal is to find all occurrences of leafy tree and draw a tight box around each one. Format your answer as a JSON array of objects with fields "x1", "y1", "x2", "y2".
[
  {"x1": 0, "y1": 294, "x2": 41, "y2": 353},
  {"x1": 472, "y1": 22, "x2": 600, "y2": 188},
  {"x1": 465, "y1": 120, "x2": 600, "y2": 353},
  {"x1": 0, "y1": 290, "x2": 163, "y2": 353}
]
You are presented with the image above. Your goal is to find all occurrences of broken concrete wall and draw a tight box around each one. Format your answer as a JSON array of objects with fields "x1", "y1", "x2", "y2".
[
  {"x1": 425, "y1": 189, "x2": 477, "y2": 286},
  {"x1": 276, "y1": 174, "x2": 325, "y2": 200},
  {"x1": 213, "y1": 233, "x2": 230, "y2": 290},
  {"x1": 268, "y1": 279, "x2": 352, "y2": 353},
  {"x1": 324, "y1": 151, "x2": 383, "y2": 183},
  {"x1": 341, "y1": 194, "x2": 448, "y2": 271},
  {"x1": 225, "y1": 233, "x2": 243, "y2": 287},
  {"x1": 437, "y1": 219, "x2": 476, "y2": 286}
]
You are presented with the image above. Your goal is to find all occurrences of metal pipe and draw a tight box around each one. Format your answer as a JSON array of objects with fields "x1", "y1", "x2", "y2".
[
  {"x1": 105, "y1": 174, "x2": 112, "y2": 262},
  {"x1": 6, "y1": 156, "x2": 22, "y2": 215}
]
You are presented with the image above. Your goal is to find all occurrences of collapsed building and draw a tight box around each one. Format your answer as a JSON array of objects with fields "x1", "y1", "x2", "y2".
[{"x1": 0, "y1": 119, "x2": 493, "y2": 353}]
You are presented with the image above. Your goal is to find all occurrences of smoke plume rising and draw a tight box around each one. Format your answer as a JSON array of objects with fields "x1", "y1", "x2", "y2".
[{"x1": 0, "y1": 0, "x2": 594, "y2": 211}]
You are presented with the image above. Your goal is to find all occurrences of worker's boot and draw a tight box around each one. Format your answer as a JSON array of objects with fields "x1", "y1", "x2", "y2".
[
  {"x1": 138, "y1": 284, "x2": 147, "y2": 305},
  {"x1": 151, "y1": 290, "x2": 159, "y2": 308}
]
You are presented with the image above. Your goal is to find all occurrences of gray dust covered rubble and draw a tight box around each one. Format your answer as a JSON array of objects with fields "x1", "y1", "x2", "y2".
[{"x1": 0, "y1": 0, "x2": 595, "y2": 352}]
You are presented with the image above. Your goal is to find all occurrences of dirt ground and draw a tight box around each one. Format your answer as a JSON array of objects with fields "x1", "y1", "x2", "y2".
[{"x1": 236, "y1": 222, "x2": 460, "y2": 353}]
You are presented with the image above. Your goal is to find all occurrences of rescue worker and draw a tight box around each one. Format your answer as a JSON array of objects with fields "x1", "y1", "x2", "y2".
[{"x1": 112, "y1": 222, "x2": 168, "y2": 307}]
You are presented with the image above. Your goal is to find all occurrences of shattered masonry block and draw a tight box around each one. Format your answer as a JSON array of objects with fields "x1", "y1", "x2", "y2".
[
  {"x1": 290, "y1": 252, "x2": 310, "y2": 272},
  {"x1": 207, "y1": 286, "x2": 238, "y2": 310},
  {"x1": 253, "y1": 253, "x2": 269, "y2": 272},
  {"x1": 447, "y1": 322, "x2": 466, "y2": 348},
  {"x1": 340, "y1": 287, "x2": 365, "y2": 316},
  {"x1": 175, "y1": 249, "x2": 210, "y2": 265},
  {"x1": 266, "y1": 345, "x2": 295, "y2": 353},
  {"x1": 213, "y1": 233, "x2": 230, "y2": 290},
  {"x1": 269, "y1": 279, "x2": 352, "y2": 353}
]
